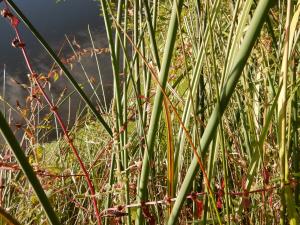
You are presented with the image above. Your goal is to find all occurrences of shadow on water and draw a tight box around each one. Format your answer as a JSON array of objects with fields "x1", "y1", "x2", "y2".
[{"x1": 0, "y1": 0, "x2": 114, "y2": 142}]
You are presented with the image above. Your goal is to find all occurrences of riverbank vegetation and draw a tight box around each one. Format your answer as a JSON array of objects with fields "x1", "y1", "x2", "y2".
[{"x1": 0, "y1": 0, "x2": 300, "y2": 224}]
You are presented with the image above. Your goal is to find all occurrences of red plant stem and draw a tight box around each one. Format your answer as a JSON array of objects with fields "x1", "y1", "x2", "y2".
[
  {"x1": 0, "y1": 162, "x2": 86, "y2": 178},
  {"x1": 1, "y1": 2, "x2": 101, "y2": 224},
  {"x1": 102, "y1": 182, "x2": 293, "y2": 212}
]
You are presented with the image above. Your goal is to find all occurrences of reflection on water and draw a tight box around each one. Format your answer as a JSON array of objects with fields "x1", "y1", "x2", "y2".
[
  {"x1": 0, "y1": 0, "x2": 106, "y2": 73},
  {"x1": 0, "y1": 0, "x2": 113, "y2": 141}
]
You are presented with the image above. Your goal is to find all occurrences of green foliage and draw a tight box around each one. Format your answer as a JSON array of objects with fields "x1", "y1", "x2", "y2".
[{"x1": 0, "y1": 0, "x2": 299, "y2": 224}]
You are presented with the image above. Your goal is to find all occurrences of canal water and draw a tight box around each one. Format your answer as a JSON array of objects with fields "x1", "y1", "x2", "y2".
[{"x1": 0, "y1": 0, "x2": 113, "y2": 140}]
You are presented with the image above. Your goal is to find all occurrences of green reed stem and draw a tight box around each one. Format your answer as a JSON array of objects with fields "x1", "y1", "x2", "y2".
[
  {"x1": 167, "y1": 1, "x2": 274, "y2": 223},
  {"x1": 136, "y1": 0, "x2": 184, "y2": 222}
]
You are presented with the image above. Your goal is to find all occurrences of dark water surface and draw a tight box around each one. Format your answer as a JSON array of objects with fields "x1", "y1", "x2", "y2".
[
  {"x1": 0, "y1": 0, "x2": 112, "y2": 140},
  {"x1": 0, "y1": 0, "x2": 106, "y2": 74}
]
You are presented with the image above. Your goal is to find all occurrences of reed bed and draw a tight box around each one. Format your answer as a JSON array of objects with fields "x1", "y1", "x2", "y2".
[{"x1": 0, "y1": 0, "x2": 299, "y2": 224}]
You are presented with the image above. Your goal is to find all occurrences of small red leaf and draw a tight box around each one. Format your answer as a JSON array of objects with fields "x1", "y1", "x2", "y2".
[
  {"x1": 137, "y1": 95, "x2": 148, "y2": 101},
  {"x1": 10, "y1": 16, "x2": 19, "y2": 27},
  {"x1": 242, "y1": 191, "x2": 250, "y2": 210},
  {"x1": 216, "y1": 197, "x2": 222, "y2": 210},
  {"x1": 217, "y1": 189, "x2": 224, "y2": 198},
  {"x1": 262, "y1": 167, "x2": 270, "y2": 185},
  {"x1": 195, "y1": 199, "x2": 203, "y2": 219},
  {"x1": 269, "y1": 195, "x2": 273, "y2": 207},
  {"x1": 221, "y1": 178, "x2": 225, "y2": 189}
]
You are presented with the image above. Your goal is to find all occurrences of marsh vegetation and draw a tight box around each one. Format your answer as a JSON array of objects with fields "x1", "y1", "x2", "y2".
[{"x1": 0, "y1": 0, "x2": 299, "y2": 224}]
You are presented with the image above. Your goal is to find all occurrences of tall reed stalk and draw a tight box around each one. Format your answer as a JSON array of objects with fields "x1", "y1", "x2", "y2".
[
  {"x1": 278, "y1": 1, "x2": 298, "y2": 224},
  {"x1": 168, "y1": 0, "x2": 274, "y2": 223}
]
